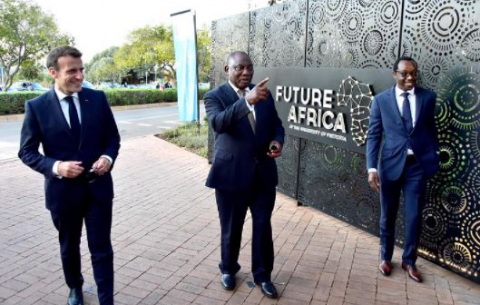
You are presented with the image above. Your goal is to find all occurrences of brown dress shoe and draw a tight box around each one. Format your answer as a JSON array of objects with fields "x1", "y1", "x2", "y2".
[
  {"x1": 402, "y1": 262, "x2": 422, "y2": 282},
  {"x1": 379, "y1": 260, "x2": 393, "y2": 276}
]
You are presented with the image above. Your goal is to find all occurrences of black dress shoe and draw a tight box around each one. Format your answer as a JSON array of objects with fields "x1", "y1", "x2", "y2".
[
  {"x1": 67, "y1": 287, "x2": 84, "y2": 305},
  {"x1": 256, "y1": 281, "x2": 278, "y2": 299},
  {"x1": 220, "y1": 274, "x2": 236, "y2": 290}
]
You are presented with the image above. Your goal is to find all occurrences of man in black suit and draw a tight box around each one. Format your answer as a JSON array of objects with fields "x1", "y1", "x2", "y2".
[
  {"x1": 205, "y1": 51, "x2": 285, "y2": 298},
  {"x1": 18, "y1": 46, "x2": 120, "y2": 305}
]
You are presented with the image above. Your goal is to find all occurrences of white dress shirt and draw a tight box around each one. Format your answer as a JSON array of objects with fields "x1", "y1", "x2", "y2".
[
  {"x1": 368, "y1": 86, "x2": 416, "y2": 174},
  {"x1": 52, "y1": 87, "x2": 112, "y2": 176},
  {"x1": 55, "y1": 88, "x2": 82, "y2": 126},
  {"x1": 229, "y1": 81, "x2": 255, "y2": 120},
  {"x1": 395, "y1": 86, "x2": 416, "y2": 155}
]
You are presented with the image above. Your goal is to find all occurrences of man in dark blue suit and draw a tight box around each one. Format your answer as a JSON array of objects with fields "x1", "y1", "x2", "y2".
[
  {"x1": 366, "y1": 56, "x2": 439, "y2": 283},
  {"x1": 205, "y1": 51, "x2": 284, "y2": 298},
  {"x1": 18, "y1": 46, "x2": 120, "y2": 305}
]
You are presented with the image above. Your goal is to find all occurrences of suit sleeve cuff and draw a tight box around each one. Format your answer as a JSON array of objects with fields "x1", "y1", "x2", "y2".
[
  {"x1": 101, "y1": 155, "x2": 113, "y2": 164},
  {"x1": 245, "y1": 98, "x2": 254, "y2": 111},
  {"x1": 53, "y1": 161, "x2": 63, "y2": 179}
]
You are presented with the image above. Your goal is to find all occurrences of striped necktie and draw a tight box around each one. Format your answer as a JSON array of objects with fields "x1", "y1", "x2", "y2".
[{"x1": 239, "y1": 90, "x2": 255, "y2": 134}]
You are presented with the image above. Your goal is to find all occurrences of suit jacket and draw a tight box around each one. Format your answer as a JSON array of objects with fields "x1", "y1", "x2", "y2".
[
  {"x1": 366, "y1": 86, "x2": 439, "y2": 180},
  {"x1": 18, "y1": 88, "x2": 121, "y2": 212},
  {"x1": 205, "y1": 82, "x2": 285, "y2": 191}
]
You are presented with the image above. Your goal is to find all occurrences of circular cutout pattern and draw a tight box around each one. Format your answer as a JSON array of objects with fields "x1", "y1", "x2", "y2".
[
  {"x1": 442, "y1": 240, "x2": 473, "y2": 270},
  {"x1": 342, "y1": 9, "x2": 364, "y2": 42},
  {"x1": 462, "y1": 211, "x2": 480, "y2": 252},
  {"x1": 439, "y1": 69, "x2": 480, "y2": 130},
  {"x1": 436, "y1": 130, "x2": 467, "y2": 180},
  {"x1": 363, "y1": 29, "x2": 383, "y2": 56},
  {"x1": 405, "y1": 0, "x2": 429, "y2": 15},
  {"x1": 422, "y1": 206, "x2": 448, "y2": 243},
  {"x1": 422, "y1": 56, "x2": 455, "y2": 88},
  {"x1": 374, "y1": 0, "x2": 401, "y2": 32},
  {"x1": 325, "y1": 0, "x2": 348, "y2": 20},
  {"x1": 419, "y1": 0, "x2": 471, "y2": 56},
  {"x1": 460, "y1": 28, "x2": 480, "y2": 62},
  {"x1": 310, "y1": 1, "x2": 327, "y2": 28},
  {"x1": 435, "y1": 96, "x2": 452, "y2": 132}
]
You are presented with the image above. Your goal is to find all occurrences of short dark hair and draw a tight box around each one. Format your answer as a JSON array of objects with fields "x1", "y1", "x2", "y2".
[
  {"x1": 226, "y1": 51, "x2": 249, "y2": 66},
  {"x1": 46, "y1": 46, "x2": 82, "y2": 71},
  {"x1": 393, "y1": 56, "x2": 418, "y2": 71}
]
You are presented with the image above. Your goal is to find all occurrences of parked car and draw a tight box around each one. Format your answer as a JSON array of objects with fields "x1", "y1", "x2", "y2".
[
  {"x1": 82, "y1": 80, "x2": 96, "y2": 89},
  {"x1": 198, "y1": 82, "x2": 210, "y2": 89},
  {"x1": 99, "y1": 82, "x2": 121, "y2": 89},
  {"x1": 7, "y1": 81, "x2": 48, "y2": 92}
]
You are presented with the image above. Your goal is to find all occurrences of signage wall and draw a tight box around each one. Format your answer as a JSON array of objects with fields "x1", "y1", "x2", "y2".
[{"x1": 209, "y1": 0, "x2": 480, "y2": 282}]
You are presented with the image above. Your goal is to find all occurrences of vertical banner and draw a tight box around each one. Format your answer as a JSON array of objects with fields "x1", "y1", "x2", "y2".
[{"x1": 171, "y1": 10, "x2": 199, "y2": 122}]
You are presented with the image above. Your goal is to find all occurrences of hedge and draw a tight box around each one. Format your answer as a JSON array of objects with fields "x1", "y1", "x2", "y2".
[{"x1": 0, "y1": 88, "x2": 208, "y2": 115}]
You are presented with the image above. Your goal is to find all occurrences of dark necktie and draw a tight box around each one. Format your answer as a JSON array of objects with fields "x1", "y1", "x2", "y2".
[
  {"x1": 401, "y1": 92, "x2": 413, "y2": 134},
  {"x1": 239, "y1": 90, "x2": 256, "y2": 134},
  {"x1": 65, "y1": 96, "x2": 81, "y2": 144}
]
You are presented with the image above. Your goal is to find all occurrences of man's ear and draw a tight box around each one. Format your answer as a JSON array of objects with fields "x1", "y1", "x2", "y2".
[
  {"x1": 48, "y1": 67, "x2": 57, "y2": 79},
  {"x1": 224, "y1": 65, "x2": 229, "y2": 73}
]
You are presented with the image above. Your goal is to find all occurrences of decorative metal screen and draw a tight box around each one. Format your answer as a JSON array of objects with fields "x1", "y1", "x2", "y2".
[
  {"x1": 208, "y1": 0, "x2": 480, "y2": 282},
  {"x1": 402, "y1": 0, "x2": 480, "y2": 281}
]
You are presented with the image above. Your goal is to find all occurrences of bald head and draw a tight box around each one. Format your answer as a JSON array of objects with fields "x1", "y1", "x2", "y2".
[{"x1": 224, "y1": 51, "x2": 253, "y2": 90}]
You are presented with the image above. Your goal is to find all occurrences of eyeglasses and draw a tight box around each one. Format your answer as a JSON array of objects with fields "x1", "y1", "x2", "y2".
[
  {"x1": 232, "y1": 65, "x2": 254, "y2": 72},
  {"x1": 395, "y1": 70, "x2": 418, "y2": 78}
]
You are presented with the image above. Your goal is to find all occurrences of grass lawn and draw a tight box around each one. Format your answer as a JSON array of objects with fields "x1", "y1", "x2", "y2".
[{"x1": 159, "y1": 121, "x2": 208, "y2": 158}]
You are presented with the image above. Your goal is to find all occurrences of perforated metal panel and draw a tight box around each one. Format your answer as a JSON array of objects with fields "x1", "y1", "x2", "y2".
[
  {"x1": 402, "y1": 0, "x2": 480, "y2": 280},
  {"x1": 208, "y1": 0, "x2": 480, "y2": 282}
]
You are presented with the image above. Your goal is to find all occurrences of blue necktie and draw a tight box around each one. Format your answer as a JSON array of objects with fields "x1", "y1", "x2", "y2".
[
  {"x1": 65, "y1": 96, "x2": 81, "y2": 144},
  {"x1": 401, "y1": 92, "x2": 413, "y2": 134}
]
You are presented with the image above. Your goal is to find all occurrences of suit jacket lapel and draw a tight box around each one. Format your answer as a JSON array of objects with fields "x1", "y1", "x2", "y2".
[
  {"x1": 223, "y1": 83, "x2": 240, "y2": 106},
  {"x1": 77, "y1": 90, "x2": 90, "y2": 147},
  {"x1": 386, "y1": 86, "x2": 403, "y2": 127},
  {"x1": 47, "y1": 89, "x2": 73, "y2": 136},
  {"x1": 414, "y1": 87, "x2": 423, "y2": 127},
  {"x1": 222, "y1": 82, "x2": 257, "y2": 135}
]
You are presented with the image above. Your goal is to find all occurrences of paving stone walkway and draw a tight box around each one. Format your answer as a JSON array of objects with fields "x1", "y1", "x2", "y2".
[{"x1": 0, "y1": 136, "x2": 479, "y2": 305}]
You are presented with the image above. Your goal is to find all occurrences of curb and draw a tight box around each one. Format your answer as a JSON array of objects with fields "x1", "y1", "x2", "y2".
[{"x1": 0, "y1": 102, "x2": 186, "y2": 123}]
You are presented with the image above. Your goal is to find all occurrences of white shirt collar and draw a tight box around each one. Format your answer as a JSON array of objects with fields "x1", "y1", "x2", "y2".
[
  {"x1": 54, "y1": 86, "x2": 79, "y2": 101},
  {"x1": 395, "y1": 86, "x2": 415, "y2": 97},
  {"x1": 228, "y1": 81, "x2": 250, "y2": 95}
]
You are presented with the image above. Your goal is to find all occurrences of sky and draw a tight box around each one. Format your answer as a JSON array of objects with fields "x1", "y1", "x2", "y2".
[{"x1": 33, "y1": 0, "x2": 269, "y2": 62}]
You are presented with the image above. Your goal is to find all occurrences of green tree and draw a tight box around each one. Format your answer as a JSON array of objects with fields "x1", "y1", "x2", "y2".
[
  {"x1": 196, "y1": 26, "x2": 211, "y2": 82},
  {"x1": 0, "y1": 0, "x2": 72, "y2": 90},
  {"x1": 85, "y1": 46, "x2": 120, "y2": 83},
  {"x1": 15, "y1": 59, "x2": 44, "y2": 81},
  {"x1": 113, "y1": 24, "x2": 211, "y2": 84},
  {"x1": 114, "y1": 25, "x2": 175, "y2": 83}
]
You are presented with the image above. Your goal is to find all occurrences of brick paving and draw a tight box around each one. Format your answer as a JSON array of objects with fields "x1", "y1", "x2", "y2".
[{"x1": 0, "y1": 135, "x2": 479, "y2": 305}]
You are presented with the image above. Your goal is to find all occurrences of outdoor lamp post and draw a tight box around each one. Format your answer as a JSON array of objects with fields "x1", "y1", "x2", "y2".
[{"x1": 154, "y1": 64, "x2": 159, "y2": 83}]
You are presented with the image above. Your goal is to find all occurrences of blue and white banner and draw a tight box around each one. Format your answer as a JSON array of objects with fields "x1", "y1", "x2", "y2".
[{"x1": 171, "y1": 10, "x2": 198, "y2": 122}]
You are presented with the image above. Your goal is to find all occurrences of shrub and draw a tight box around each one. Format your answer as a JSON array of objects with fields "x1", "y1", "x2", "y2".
[
  {"x1": 162, "y1": 121, "x2": 208, "y2": 158},
  {"x1": 0, "y1": 87, "x2": 209, "y2": 115},
  {"x1": 0, "y1": 92, "x2": 40, "y2": 115},
  {"x1": 104, "y1": 89, "x2": 171, "y2": 106}
]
